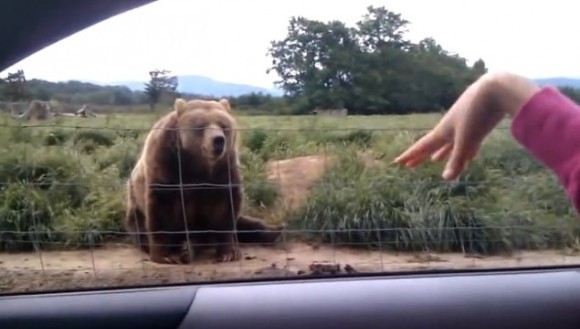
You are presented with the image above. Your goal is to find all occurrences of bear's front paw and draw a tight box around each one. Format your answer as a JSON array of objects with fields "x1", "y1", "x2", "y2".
[
  {"x1": 149, "y1": 253, "x2": 173, "y2": 264},
  {"x1": 262, "y1": 223, "x2": 285, "y2": 243},
  {"x1": 215, "y1": 245, "x2": 241, "y2": 263},
  {"x1": 149, "y1": 251, "x2": 193, "y2": 265},
  {"x1": 174, "y1": 250, "x2": 195, "y2": 264}
]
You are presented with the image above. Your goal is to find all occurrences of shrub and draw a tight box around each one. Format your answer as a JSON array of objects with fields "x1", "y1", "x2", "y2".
[
  {"x1": 0, "y1": 142, "x2": 122, "y2": 251},
  {"x1": 96, "y1": 140, "x2": 140, "y2": 178},
  {"x1": 287, "y1": 141, "x2": 579, "y2": 255},
  {"x1": 240, "y1": 151, "x2": 279, "y2": 208},
  {"x1": 73, "y1": 130, "x2": 115, "y2": 148},
  {"x1": 244, "y1": 128, "x2": 268, "y2": 153},
  {"x1": 314, "y1": 129, "x2": 374, "y2": 148},
  {"x1": 44, "y1": 129, "x2": 72, "y2": 146}
]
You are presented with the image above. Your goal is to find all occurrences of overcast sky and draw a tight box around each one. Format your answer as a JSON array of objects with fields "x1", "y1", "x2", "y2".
[{"x1": 1, "y1": 0, "x2": 578, "y2": 88}]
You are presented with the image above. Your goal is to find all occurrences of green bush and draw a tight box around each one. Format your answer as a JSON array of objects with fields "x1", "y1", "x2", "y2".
[
  {"x1": 44, "y1": 129, "x2": 72, "y2": 146},
  {"x1": 96, "y1": 140, "x2": 140, "y2": 178},
  {"x1": 240, "y1": 151, "x2": 279, "y2": 208},
  {"x1": 244, "y1": 128, "x2": 268, "y2": 153},
  {"x1": 73, "y1": 130, "x2": 115, "y2": 148},
  {"x1": 313, "y1": 129, "x2": 374, "y2": 148},
  {"x1": 0, "y1": 136, "x2": 123, "y2": 251},
  {"x1": 0, "y1": 183, "x2": 55, "y2": 252},
  {"x1": 287, "y1": 141, "x2": 579, "y2": 254}
]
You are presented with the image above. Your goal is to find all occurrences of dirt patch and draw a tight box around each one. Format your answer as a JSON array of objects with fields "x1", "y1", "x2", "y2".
[
  {"x1": 264, "y1": 152, "x2": 383, "y2": 211},
  {"x1": 2, "y1": 242, "x2": 580, "y2": 294},
  {"x1": 266, "y1": 154, "x2": 330, "y2": 210}
]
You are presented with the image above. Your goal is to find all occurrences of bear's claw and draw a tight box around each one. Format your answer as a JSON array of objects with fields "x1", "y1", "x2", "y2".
[
  {"x1": 149, "y1": 251, "x2": 193, "y2": 265},
  {"x1": 216, "y1": 246, "x2": 241, "y2": 263}
]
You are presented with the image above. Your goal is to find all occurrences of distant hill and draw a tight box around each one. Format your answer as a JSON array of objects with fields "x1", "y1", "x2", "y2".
[
  {"x1": 106, "y1": 75, "x2": 283, "y2": 97},
  {"x1": 107, "y1": 75, "x2": 580, "y2": 97},
  {"x1": 51, "y1": 75, "x2": 580, "y2": 105},
  {"x1": 533, "y1": 77, "x2": 580, "y2": 88}
]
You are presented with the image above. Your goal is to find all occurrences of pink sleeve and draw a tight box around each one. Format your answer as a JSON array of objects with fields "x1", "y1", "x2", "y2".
[{"x1": 510, "y1": 86, "x2": 580, "y2": 213}]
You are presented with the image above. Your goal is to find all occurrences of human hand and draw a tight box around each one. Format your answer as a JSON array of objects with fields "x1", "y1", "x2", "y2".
[{"x1": 393, "y1": 72, "x2": 539, "y2": 180}]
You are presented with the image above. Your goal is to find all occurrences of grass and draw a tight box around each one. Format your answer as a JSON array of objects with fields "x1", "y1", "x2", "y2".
[{"x1": 0, "y1": 109, "x2": 578, "y2": 255}]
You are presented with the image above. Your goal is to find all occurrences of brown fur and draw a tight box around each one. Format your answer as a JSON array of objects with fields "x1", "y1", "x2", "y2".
[{"x1": 125, "y1": 98, "x2": 283, "y2": 264}]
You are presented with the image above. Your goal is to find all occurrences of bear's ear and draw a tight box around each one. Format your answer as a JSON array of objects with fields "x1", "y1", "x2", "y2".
[
  {"x1": 174, "y1": 98, "x2": 187, "y2": 116},
  {"x1": 218, "y1": 98, "x2": 232, "y2": 113}
]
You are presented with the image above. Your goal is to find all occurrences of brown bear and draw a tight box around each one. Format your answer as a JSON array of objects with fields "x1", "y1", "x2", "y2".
[{"x1": 125, "y1": 98, "x2": 284, "y2": 265}]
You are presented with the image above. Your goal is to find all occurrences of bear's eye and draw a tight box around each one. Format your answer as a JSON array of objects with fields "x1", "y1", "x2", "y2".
[
  {"x1": 218, "y1": 123, "x2": 230, "y2": 132},
  {"x1": 192, "y1": 123, "x2": 205, "y2": 133}
]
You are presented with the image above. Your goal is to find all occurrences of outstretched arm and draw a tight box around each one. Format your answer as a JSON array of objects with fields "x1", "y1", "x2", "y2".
[
  {"x1": 394, "y1": 72, "x2": 580, "y2": 214},
  {"x1": 509, "y1": 85, "x2": 580, "y2": 213}
]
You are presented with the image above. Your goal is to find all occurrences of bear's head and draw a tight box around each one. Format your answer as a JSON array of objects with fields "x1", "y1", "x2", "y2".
[{"x1": 173, "y1": 98, "x2": 239, "y2": 165}]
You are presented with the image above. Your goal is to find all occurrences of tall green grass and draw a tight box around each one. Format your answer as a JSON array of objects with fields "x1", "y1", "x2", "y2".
[{"x1": 0, "y1": 112, "x2": 577, "y2": 255}]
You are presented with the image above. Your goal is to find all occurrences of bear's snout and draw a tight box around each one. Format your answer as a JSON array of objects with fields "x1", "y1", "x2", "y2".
[{"x1": 212, "y1": 135, "x2": 226, "y2": 155}]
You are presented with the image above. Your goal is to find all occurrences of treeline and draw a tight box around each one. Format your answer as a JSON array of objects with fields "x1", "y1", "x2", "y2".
[
  {"x1": 265, "y1": 6, "x2": 580, "y2": 114},
  {"x1": 265, "y1": 6, "x2": 489, "y2": 114},
  {"x1": 0, "y1": 69, "x2": 188, "y2": 108},
  {"x1": 28, "y1": 78, "x2": 144, "y2": 105},
  {"x1": 2, "y1": 6, "x2": 580, "y2": 115},
  {"x1": 0, "y1": 69, "x2": 282, "y2": 112},
  {"x1": 0, "y1": 70, "x2": 142, "y2": 106},
  {"x1": 559, "y1": 86, "x2": 580, "y2": 104}
]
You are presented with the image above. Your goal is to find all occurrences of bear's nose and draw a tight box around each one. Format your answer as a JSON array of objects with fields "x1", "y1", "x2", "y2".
[{"x1": 212, "y1": 135, "x2": 225, "y2": 153}]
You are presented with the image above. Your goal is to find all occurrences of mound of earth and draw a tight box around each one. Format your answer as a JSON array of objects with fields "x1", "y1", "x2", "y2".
[
  {"x1": 265, "y1": 152, "x2": 385, "y2": 210},
  {"x1": 266, "y1": 154, "x2": 329, "y2": 210}
]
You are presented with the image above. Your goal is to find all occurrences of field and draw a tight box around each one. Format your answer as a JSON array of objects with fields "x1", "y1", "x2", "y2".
[{"x1": 2, "y1": 110, "x2": 580, "y2": 293}]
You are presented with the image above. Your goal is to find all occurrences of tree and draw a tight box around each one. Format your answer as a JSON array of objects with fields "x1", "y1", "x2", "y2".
[
  {"x1": 144, "y1": 69, "x2": 179, "y2": 110},
  {"x1": 267, "y1": 6, "x2": 489, "y2": 115},
  {"x1": 355, "y1": 6, "x2": 411, "y2": 52},
  {"x1": 559, "y1": 86, "x2": 580, "y2": 103},
  {"x1": 266, "y1": 16, "x2": 360, "y2": 113},
  {"x1": 0, "y1": 69, "x2": 30, "y2": 101},
  {"x1": 472, "y1": 59, "x2": 488, "y2": 77}
]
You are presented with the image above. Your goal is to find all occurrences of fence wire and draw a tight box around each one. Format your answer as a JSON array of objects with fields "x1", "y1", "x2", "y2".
[{"x1": 0, "y1": 119, "x2": 577, "y2": 294}]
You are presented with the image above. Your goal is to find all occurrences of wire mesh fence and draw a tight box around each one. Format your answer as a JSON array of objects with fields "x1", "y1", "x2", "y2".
[{"x1": 1, "y1": 115, "x2": 579, "y2": 294}]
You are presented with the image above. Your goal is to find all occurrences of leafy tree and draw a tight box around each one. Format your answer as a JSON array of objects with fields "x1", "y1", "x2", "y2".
[
  {"x1": 144, "y1": 69, "x2": 179, "y2": 110},
  {"x1": 266, "y1": 6, "x2": 497, "y2": 115},
  {"x1": 267, "y1": 16, "x2": 360, "y2": 113},
  {"x1": 355, "y1": 6, "x2": 411, "y2": 51},
  {"x1": 472, "y1": 58, "x2": 488, "y2": 77},
  {"x1": 559, "y1": 86, "x2": 580, "y2": 103},
  {"x1": 0, "y1": 69, "x2": 30, "y2": 101}
]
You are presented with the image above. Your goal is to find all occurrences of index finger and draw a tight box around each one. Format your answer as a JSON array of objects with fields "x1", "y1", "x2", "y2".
[{"x1": 393, "y1": 131, "x2": 446, "y2": 166}]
